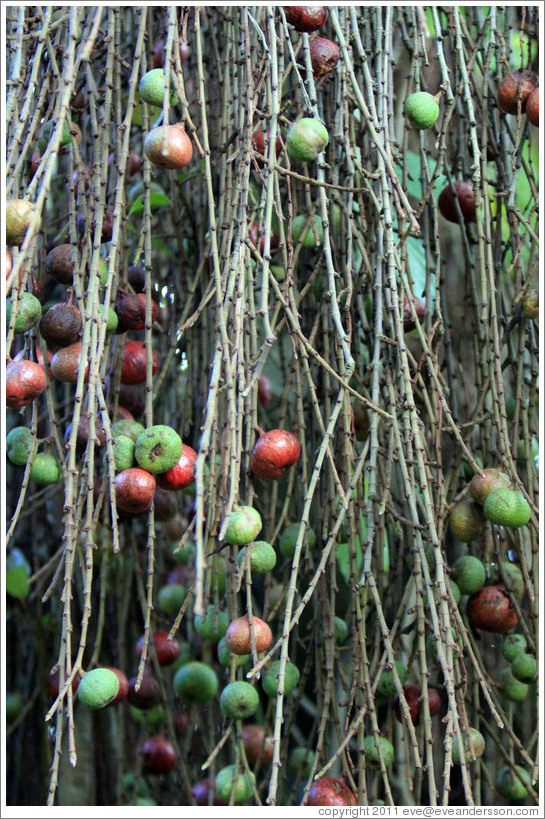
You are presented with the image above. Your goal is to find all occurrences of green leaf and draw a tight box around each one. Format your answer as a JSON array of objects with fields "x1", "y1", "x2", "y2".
[{"x1": 128, "y1": 192, "x2": 172, "y2": 218}]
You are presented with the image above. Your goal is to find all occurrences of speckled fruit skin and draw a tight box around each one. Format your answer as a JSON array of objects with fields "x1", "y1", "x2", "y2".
[
  {"x1": 173, "y1": 661, "x2": 219, "y2": 704},
  {"x1": 283, "y1": 6, "x2": 329, "y2": 32},
  {"x1": 307, "y1": 777, "x2": 358, "y2": 806},
  {"x1": 138, "y1": 736, "x2": 177, "y2": 774},
  {"x1": 225, "y1": 615, "x2": 273, "y2": 655},
  {"x1": 114, "y1": 467, "x2": 156, "y2": 514},
  {"x1": 452, "y1": 728, "x2": 485, "y2": 765},
  {"x1": 525, "y1": 86, "x2": 539, "y2": 126},
  {"x1": 220, "y1": 681, "x2": 260, "y2": 719},
  {"x1": 127, "y1": 673, "x2": 161, "y2": 709},
  {"x1": 449, "y1": 500, "x2": 486, "y2": 542},
  {"x1": 136, "y1": 631, "x2": 181, "y2": 666},
  {"x1": 438, "y1": 180, "x2": 476, "y2": 224},
  {"x1": 497, "y1": 69, "x2": 538, "y2": 114},
  {"x1": 308, "y1": 37, "x2": 340, "y2": 82},
  {"x1": 120, "y1": 340, "x2": 159, "y2": 385},
  {"x1": 39, "y1": 303, "x2": 82, "y2": 348},
  {"x1": 115, "y1": 293, "x2": 159, "y2": 332},
  {"x1": 469, "y1": 468, "x2": 511, "y2": 506},
  {"x1": 6, "y1": 199, "x2": 36, "y2": 246},
  {"x1": 6, "y1": 292, "x2": 42, "y2": 334},
  {"x1": 467, "y1": 584, "x2": 518, "y2": 633},
  {"x1": 6, "y1": 360, "x2": 47, "y2": 408},
  {"x1": 286, "y1": 117, "x2": 329, "y2": 163},
  {"x1": 144, "y1": 123, "x2": 193, "y2": 169},
  {"x1": 139, "y1": 68, "x2": 179, "y2": 107},
  {"x1": 225, "y1": 506, "x2": 262, "y2": 546},
  {"x1": 77, "y1": 668, "x2": 120, "y2": 709},
  {"x1": 156, "y1": 443, "x2": 197, "y2": 490},
  {"x1": 135, "y1": 425, "x2": 183, "y2": 474},
  {"x1": 45, "y1": 244, "x2": 75, "y2": 284},
  {"x1": 252, "y1": 128, "x2": 283, "y2": 157},
  {"x1": 50, "y1": 343, "x2": 89, "y2": 383},
  {"x1": 241, "y1": 724, "x2": 274, "y2": 766},
  {"x1": 403, "y1": 91, "x2": 440, "y2": 129},
  {"x1": 483, "y1": 488, "x2": 531, "y2": 528},
  {"x1": 250, "y1": 428, "x2": 301, "y2": 481}
]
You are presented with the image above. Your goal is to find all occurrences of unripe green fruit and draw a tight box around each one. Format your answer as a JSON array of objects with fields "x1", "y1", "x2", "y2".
[
  {"x1": 6, "y1": 293, "x2": 42, "y2": 334},
  {"x1": 510, "y1": 653, "x2": 537, "y2": 684},
  {"x1": 279, "y1": 523, "x2": 316, "y2": 559},
  {"x1": 495, "y1": 765, "x2": 533, "y2": 801},
  {"x1": 262, "y1": 660, "x2": 300, "y2": 697},
  {"x1": 78, "y1": 668, "x2": 120, "y2": 709},
  {"x1": 462, "y1": 456, "x2": 483, "y2": 481},
  {"x1": 404, "y1": 91, "x2": 440, "y2": 129},
  {"x1": 332, "y1": 616, "x2": 349, "y2": 645},
  {"x1": 30, "y1": 453, "x2": 62, "y2": 486},
  {"x1": 215, "y1": 765, "x2": 256, "y2": 805},
  {"x1": 452, "y1": 727, "x2": 485, "y2": 764},
  {"x1": 157, "y1": 583, "x2": 186, "y2": 616},
  {"x1": 449, "y1": 499, "x2": 486, "y2": 542},
  {"x1": 291, "y1": 214, "x2": 324, "y2": 248},
  {"x1": 110, "y1": 435, "x2": 135, "y2": 472},
  {"x1": 102, "y1": 305, "x2": 118, "y2": 332},
  {"x1": 6, "y1": 199, "x2": 36, "y2": 246},
  {"x1": 38, "y1": 119, "x2": 72, "y2": 153},
  {"x1": 130, "y1": 703, "x2": 165, "y2": 729},
  {"x1": 449, "y1": 580, "x2": 461, "y2": 606},
  {"x1": 427, "y1": 628, "x2": 460, "y2": 661},
  {"x1": 173, "y1": 661, "x2": 218, "y2": 704},
  {"x1": 194, "y1": 605, "x2": 229, "y2": 641},
  {"x1": 169, "y1": 537, "x2": 196, "y2": 565},
  {"x1": 451, "y1": 555, "x2": 486, "y2": 595},
  {"x1": 488, "y1": 561, "x2": 525, "y2": 602},
  {"x1": 224, "y1": 506, "x2": 262, "y2": 546},
  {"x1": 7, "y1": 427, "x2": 33, "y2": 466},
  {"x1": 237, "y1": 540, "x2": 277, "y2": 575},
  {"x1": 483, "y1": 488, "x2": 531, "y2": 528},
  {"x1": 501, "y1": 633, "x2": 527, "y2": 662},
  {"x1": 499, "y1": 668, "x2": 529, "y2": 702},
  {"x1": 363, "y1": 735, "x2": 395, "y2": 769},
  {"x1": 286, "y1": 117, "x2": 329, "y2": 163},
  {"x1": 217, "y1": 636, "x2": 249, "y2": 668},
  {"x1": 6, "y1": 691, "x2": 23, "y2": 724},
  {"x1": 376, "y1": 660, "x2": 407, "y2": 696},
  {"x1": 135, "y1": 425, "x2": 183, "y2": 474},
  {"x1": 110, "y1": 419, "x2": 146, "y2": 442},
  {"x1": 469, "y1": 468, "x2": 511, "y2": 506},
  {"x1": 220, "y1": 681, "x2": 259, "y2": 719},
  {"x1": 287, "y1": 747, "x2": 315, "y2": 780},
  {"x1": 139, "y1": 69, "x2": 179, "y2": 108}
]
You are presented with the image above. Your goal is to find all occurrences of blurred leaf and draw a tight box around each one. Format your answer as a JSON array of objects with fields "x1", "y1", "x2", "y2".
[{"x1": 128, "y1": 192, "x2": 172, "y2": 218}]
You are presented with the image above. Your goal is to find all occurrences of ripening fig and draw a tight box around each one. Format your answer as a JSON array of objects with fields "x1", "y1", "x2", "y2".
[{"x1": 250, "y1": 428, "x2": 301, "y2": 481}]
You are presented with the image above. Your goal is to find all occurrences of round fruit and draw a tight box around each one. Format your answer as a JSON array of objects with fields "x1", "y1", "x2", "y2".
[
  {"x1": 249, "y1": 221, "x2": 279, "y2": 255},
  {"x1": 191, "y1": 778, "x2": 227, "y2": 806},
  {"x1": 469, "y1": 468, "x2": 511, "y2": 506},
  {"x1": 286, "y1": 117, "x2": 329, "y2": 163},
  {"x1": 157, "y1": 583, "x2": 186, "y2": 617},
  {"x1": 65, "y1": 416, "x2": 106, "y2": 456},
  {"x1": 495, "y1": 765, "x2": 533, "y2": 801},
  {"x1": 394, "y1": 685, "x2": 442, "y2": 725},
  {"x1": 307, "y1": 37, "x2": 340, "y2": 82},
  {"x1": 45, "y1": 244, "x2": 75, "y2": 284},
  {"x1": 279, "y1": 523, "x2": 317, "y2": 559},
  {"x1": 77, "y1": 668, "x2": 120, "y2": 709},
  {"x1": 449, "y1": 499, "x2": 486, "y2": 542},
  {"x1": 6, "y1": 691, "x2": 23, "y2": 724},
  {"x1": 152, "y1": 39, "x2": 191, "y2": 69},
  {"x1": 237, "y1": 541, "x2": 277, "y2": 575},
  {"x1": 241, "y1": 724, "x2": 274, "y2": 766},
  {"x1": 451, "y1": 555, "x2": 486, "y2": 595},
  {"x1": 438, "y1": 180, "x2": 476, "y2": 224},
  {"x1": 215, "y1": 765, "x2": 256, "y2": 805},
  {"x1": 6, "y1": 292, "x2": 42, "y2": 334},
  {"x1": 30, "y1": 453, "x2": 61, "y2": 486},
  {"x1": 287, "y1": 746, "x2": 315, "y2": 780},
  {"x1": 252, "y1": 128, "x2": 283, "y2": 157},
  {"x1": 120, "y1": 340, "x2": 159, "y2": 385},
  {"x1": 111, "y1": 419, "x2": 146, "y2": 442},
  {"x1": 403, "y1": 91, "x2": 440, "y2": 129},
  {"x1": 262, "y1": 660, "x2": 300, "y2": 697},
  {"x1": 501, "y1": 633, "x2": 527, "y2": 662},
  {"x1": 110, "y1": 435, "x2": 135, "y2": 472},
  {"x1": 220, "y1": 681, "x2": 260, "y2": 719},
  {"x1": 127, "y1": 673, "x2": 161, "y2": 709},
  {"x1": 217, "y1": 636, "x2": 249, "y2": 668},
  {"x1": 194, "y1": 605, "x2": 229, "y2": 641},
  {"x1": 108, "y1": 668, "x2": 130, "y2": 705},
  {"x1": 156, "y1": 444, "x2": 197, "y2": 490},
  {"x1": 114, "y1": 467, "x2": 156, "y2": 514},
  {"x1": 377, "y1": 660, "x2": 407, "y2": 696},
  {"x1": 250, "y1": 428, "x2": 301, "y2": 481},
  {"x1": 510, "y1": 653, "x2": 537, "y2": 684},
  {"x1": 497, "y1": 69, "x2": 538, "y2": 114},
  {"x1": 39, "y1": 303, "x2": 82, "y2": 347},
  {"x1": 138, "y1": 736, "x2": 177, "y2": 774},
  {"x1": 118, "y1": 384, "x2": 146, "y2": 418},
  {"x1": 364, "y1": 735, "x2": 395, "y2": 769},
  {"x1": 144, "y1": 123, "x2": 193, "y2": 170},
  {"x1": 483, "y1": 488, "x2": 531, "y2": 528},
  {"x1": 7, "y1": 427, "x2": 33, "y2": 466},
  {"x1": 136, "y1": 631, "x2": 181, "y2": 666},
  {"x1": 450, "y1": 580, "x2": 461, "y2": 606},
  {"x1": 225, "y1": 615, "x2": 273, "y2": 655},
  {"x1": 283, "y1": 6, "x2": 329, "y2": 32},
  {"x1": 526, "y1": 86, "x2": 539, "y2": 126},
  {"x1": 257, "y1": 375, "x2": 272, "y2": 406},
  {"x1": 498, "y1": 668, "x2": 529, "y2": 702},
  {"x1": 115, "y1": 293, "x2": 159, "y2": 332},
  {"x1": 403, "y1": 292, "x2": 426, "y2": 331},
  {"x1": 50, "y1": 343, "x2": 89, "y2": 383},
  {"x1": 427, "y1": 628, "x2": 460, "y2": 661},
  {"x1": 6, "y1": 359, "x2": 47, "y2": 408},
  {"x1": 467, "y1": 585, "x2": 518, "y2": 633},
  {"x1": 139, "y1": 68, "x2": 179, "y2": 107},
  {"x1": 173, "y1": 661, "x2": 219, "y2": 704},
  {"x1": 521, "y1": 289, "x2": 539, "y2": 319},
  {"x1": 6, "y1": 199, "x2": 36, "y2": 246},
  {"x1": 452, "y1": 727, "x2": 485, "y2": 764},
  {"x1": 151, "y1": 486, "x2": 177, "y2": 521},
  {"x1": 224, "y1": 506, "x2": 262, "y2": 546},
  {"x1": 134, "y1": 425, "x2": 183, "y2": 474},
  {"x1": 307, "y1": 777, "x2": 358, "y2": 806},
  {"x1": 291, "y1": 214, "x2": 323, "y2": 248}
]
